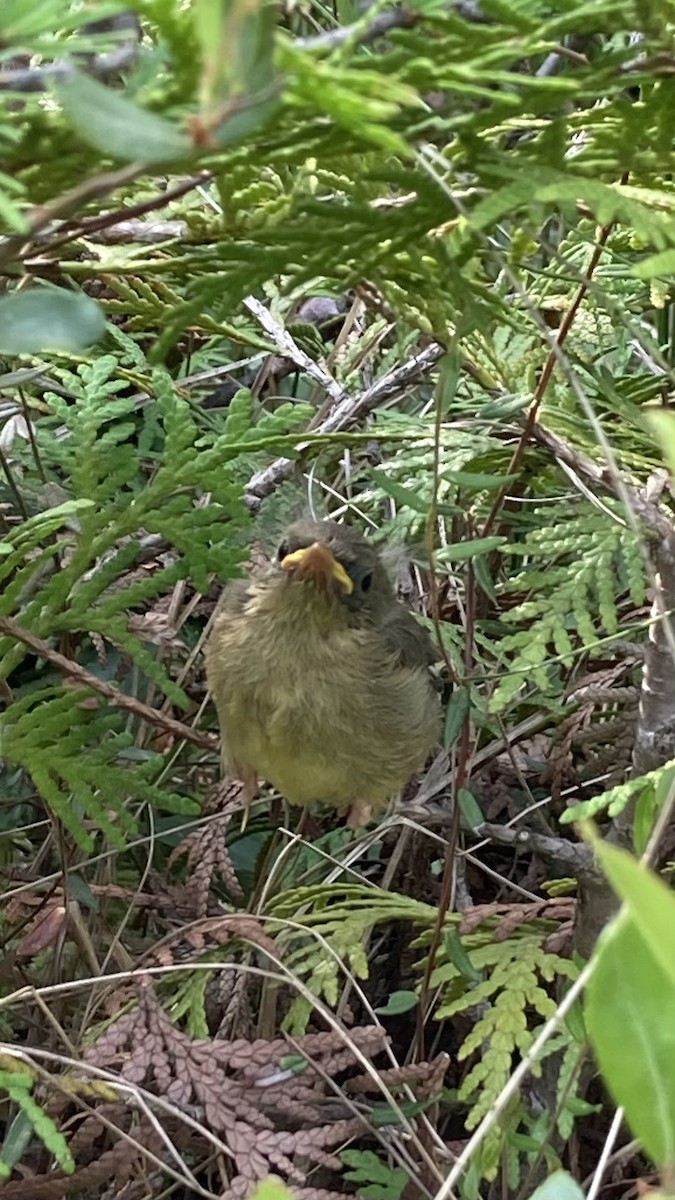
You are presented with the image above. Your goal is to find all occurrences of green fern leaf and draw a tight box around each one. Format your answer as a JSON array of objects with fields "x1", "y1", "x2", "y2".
[{"x1": 0, "y1": 1067, "x2": 75, "y2": 1176}]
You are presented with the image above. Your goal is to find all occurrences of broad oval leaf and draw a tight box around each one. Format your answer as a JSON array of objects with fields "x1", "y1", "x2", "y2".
[
  {"x1": 591, "y1": 838, "x2": 675, "y2": 993},
  {"x1": 0, "y1": 290, "x2": 105, "y2": 354},
  {"x1": 435, "y1": 536, "x2": 506, "y2": 562},
  {"x1": 374, "y1": 989, "x2": 418, "y2": 1015},
  {"x1": 527, "y1": 1171, "x2": 585, "y2": 1200},
  {"x1": 55, "y1": 70, "x2": 191, "y2": 163},
  {"x1": 585, "y1": 913, "x2": 675, "y2": 1168}
]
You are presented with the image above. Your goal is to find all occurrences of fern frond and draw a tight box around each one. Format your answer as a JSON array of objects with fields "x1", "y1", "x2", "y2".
[
  {"x1": 490, "y1": 506, "x2": 646, "y2": 712},
  {"x1": 1, "y1": 355, "x2": 321, "y2": 848},
  {"x1": 0, "y1": 1065, "x2": 74, "y2": 1179},
  {"x1": 1, "y1": 686, "x2": 198, "y2": 852},
  {"x1": 561, "y1": 760, "x2": 675, "y2": 825},
  {"x1": 432, "y1": 937, "x2": 578, "y2": 1179}
]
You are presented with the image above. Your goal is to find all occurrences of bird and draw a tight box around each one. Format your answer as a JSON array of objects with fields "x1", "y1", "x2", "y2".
[{"x1": 204, "y1": 519, "x2": 442, "y2": 827}]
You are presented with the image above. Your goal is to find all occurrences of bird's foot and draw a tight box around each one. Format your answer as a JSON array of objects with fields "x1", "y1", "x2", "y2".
[
  {"x1": 239, "y1": 767, "x2": 261, "y2": 833},
  {"x1": 345, "y1": 798, "x2": 375, "y2": 828}
]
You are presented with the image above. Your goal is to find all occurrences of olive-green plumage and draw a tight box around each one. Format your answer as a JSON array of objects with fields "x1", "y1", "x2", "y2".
[{"x1": 205, "y1": 520, "x2": 441, "y2": 824}]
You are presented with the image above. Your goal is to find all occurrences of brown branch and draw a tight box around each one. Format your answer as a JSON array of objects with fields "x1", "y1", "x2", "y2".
[
  {"x1": 35, "y1": 174, "x2": 211, "y2": 258},
  {"x1": 0, "y1": 12, "x2": 141, "y2": 94},
  {"x1": 481, "y1": 216, "x2": 616, "y2": 540},
  {"x1": 529, "y1": 420, "x2": 674, "y2": 539},
  {"x1": 0, "y1": 616, "x2": 216, "y2": 752},
  {"x1": 0, "y1": 163, "x2": 148, "y2": 272},
  {"x1": 244, "y1": 341, "x2": 446, "y2": 506}
]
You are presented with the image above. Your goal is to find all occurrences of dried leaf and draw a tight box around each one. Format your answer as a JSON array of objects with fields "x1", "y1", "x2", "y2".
[{"x1": 15, "y1": 904, "x2": 67, "y2": 958}]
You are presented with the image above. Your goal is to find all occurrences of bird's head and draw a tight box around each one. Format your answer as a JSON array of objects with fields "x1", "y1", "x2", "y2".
[{"x1": 275, "y1": 520, "x2": 393, "y2": 617}]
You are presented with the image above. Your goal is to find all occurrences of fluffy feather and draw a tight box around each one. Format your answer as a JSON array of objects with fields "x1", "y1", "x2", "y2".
[{"x1": 205, "y1": 520, "x2": 441, "y2": 820}]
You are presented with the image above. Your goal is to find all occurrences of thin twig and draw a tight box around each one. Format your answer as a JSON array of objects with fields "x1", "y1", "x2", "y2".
[
  {"x1": 0, "y1": 162, "x2": 146, "y2": 271},
  {"x1": 295, "y1": 0, "x2": 486, "y2": 51},
  {"x1": 482, "y1": 217, "x2": 616, "y2": 540},
  {"x1": 244, "y1": 295, "x2": 347, "y2": 405},
  {"x1": 35, "y1": 173, "x2": 211, "y2": 257},
  {"x1": 0, "y1": 33, "x2": 140, "y2": 94},
  {"x1": 0, "y1": 615, "x2": 216, "y2": 752},
  {"x1": 244, "y1": 341, "x2": 446, "y2": 505}
]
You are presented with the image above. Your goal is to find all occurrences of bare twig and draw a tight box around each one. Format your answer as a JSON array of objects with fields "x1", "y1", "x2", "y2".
[
  {"x1": 244, "y1": 295, "x2": 348, "y2": 405},
  {"x1": 295, "y1": 1, "x2": 487, "y2": 51},
  {"x1": 0, "y1": 162, "x2": 147, "y2": 271},
  {"x1": 0, "y1": 48, "x2": 138, "y2": 93},
  {"x1": 36, "y1": 174, "x2": 211, "y2": 256},
  {"x1": 0, "y1": 15, "x2": 141, "y2": 94},
  {"x1": 0, "y1": 615, "x2": 216, "y2": 752},
  {"x1": 476, "y1": 821, "x2": 595, "y2": 877},
  {"x1": 245, "y1": 341, "x2": 446, "y2": 505}
]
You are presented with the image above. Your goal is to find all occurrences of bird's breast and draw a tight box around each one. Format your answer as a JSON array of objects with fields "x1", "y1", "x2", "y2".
[{"x1": 206, "y1": 588, "x2": 440, "y2": 807}]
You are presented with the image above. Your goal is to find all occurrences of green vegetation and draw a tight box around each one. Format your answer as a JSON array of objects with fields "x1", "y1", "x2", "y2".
[{"x1": 2, "y1": 0, "x2": 675, "y2": 1197}]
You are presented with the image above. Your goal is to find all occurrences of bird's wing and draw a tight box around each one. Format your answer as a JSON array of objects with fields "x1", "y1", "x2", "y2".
[{"x1": 378, "y1": 604, "x2": 439, "y2": 669}]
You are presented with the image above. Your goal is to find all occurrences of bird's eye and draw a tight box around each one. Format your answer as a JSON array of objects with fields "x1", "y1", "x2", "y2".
[
  {"x1": 361, "y1": 572, "x2": 372, "y2": 593},
  {"x1": 277, "y1": 540, "x2": 290, "y2": 563}
]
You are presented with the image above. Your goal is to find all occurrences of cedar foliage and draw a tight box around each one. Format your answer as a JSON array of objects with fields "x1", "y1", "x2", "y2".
[{"x1": 1, "y1": 0, "x2": 675, "y2": 1197}]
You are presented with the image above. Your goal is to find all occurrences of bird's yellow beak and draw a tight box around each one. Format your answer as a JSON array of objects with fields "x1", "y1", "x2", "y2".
[{"x1": 280, "y1": 542, "x2": 354, "y2": 595}]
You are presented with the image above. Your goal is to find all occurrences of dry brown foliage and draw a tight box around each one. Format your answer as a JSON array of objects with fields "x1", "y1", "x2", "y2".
[
  {"x1": 458, "y1": 898, "x2": 575, "y2": 941},
  {"x1": 140, "y1": 912, "x2": 277, "y2": 968},
  {"x1": 0, "y1": 975, "x2": 449, "y2": 1199},
  {"x1": 169, "y1": 780, "x2": 247, "y2": 913}
]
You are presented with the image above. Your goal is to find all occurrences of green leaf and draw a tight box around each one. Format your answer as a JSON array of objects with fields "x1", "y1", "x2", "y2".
[
  {"x1": 370, "y1": 469, "x2": 430, "y2": 514},
  {"x1": 435, "y1": 536, "x2": 506, "y2": 562},
  {"x1": 590, "y1": 838, "x2": 675, "y2": 993},
  {"x1": 645, "y1": 410, "x2": 675, "y2": 482},
  {"x1": 0, "y1": 0, "x2": 114, "y2": 38},
  {"x1": 0, "y1": 1070, "x2": 75, "y2": 1174},
  {"x1": 341, "y1": 1149, "x2": 408, "y2": 1200},
  {"x1": 443, "y1": 927, "x2": 483, "y2": 983},
  {"x1": 633, "y1": 249, "x2": 675, "y2": 279},
  {"x1": 633, "y1": 782, "x2": 660, "y2": 855},
  {"x1": 526, "y1": 1169, "x2": 585, "y2": 1200},
  {"x1": 247, "y1": 1178, "x2": 298, "y2": 1200},
  {"x1": 458, "y1": 788, "x2": 483, "y2": 830},
  {"x1": 0, "y1": 290, "x2": 105, "y2": 354},
  {"x1": 369, "y1": 1097, "x2": 434, "y2": 1125},
  {"x1": 480, "y1": 393, "x2": 530, "y2": 419},
  {"x1": 443, "y1": 686, "x2": 469, "y2": 749},
  {"x1": 473, "y1": 551, "x2": 497, "y2": 603},
  {"x1": 440, "y1": 469, "x2": 517, "y2": 489},
  {"x1": 0, "y1": 185, "x2": 28, "y2": 234},
  {"x1": 66, "y1": 874, "x2": 100, "y2": 913},
  {"x1": 374, "y1": 989, "x2": 418, "y2": 1015},
  {"x1": 194, "y1": 0, "x2": 278, "y2": 111},
  {"x1": 585, "y1": 914, "x2": 675, "y2": 1168},
  {"x1": 55, "y1": 70, "x2": 191, "y2": 162},
  {"x1": 0, "y1": 1109, "x2": 34, "y2": 1171},
  {"x1": 277, "y1": 1054, "x2": 309, "y2": 1074}
]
